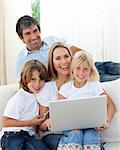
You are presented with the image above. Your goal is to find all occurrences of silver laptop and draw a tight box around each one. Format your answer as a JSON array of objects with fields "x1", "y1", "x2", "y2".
[{"x1": 49, "y1": 95, "x2": 107, "y2": 132}]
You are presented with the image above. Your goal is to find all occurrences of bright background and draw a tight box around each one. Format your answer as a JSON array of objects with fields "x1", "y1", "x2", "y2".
[{"x1": 0, "y1": 0, "x2": 119, "y2": 85}]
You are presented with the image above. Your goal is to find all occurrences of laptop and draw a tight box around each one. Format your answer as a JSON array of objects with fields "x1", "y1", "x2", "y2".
[{"x1": 49, "y1": 95, "x2": 107, "y2": 132}]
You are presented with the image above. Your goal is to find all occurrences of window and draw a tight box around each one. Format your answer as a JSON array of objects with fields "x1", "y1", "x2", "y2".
[{"x1": 31, "y1": 0, "x2": 40, "y2": 22}]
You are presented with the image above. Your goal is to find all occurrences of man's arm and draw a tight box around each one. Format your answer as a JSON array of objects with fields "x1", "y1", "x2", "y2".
[{"x1": 70, "y1": 45, "x2": 82, "y2": 55}]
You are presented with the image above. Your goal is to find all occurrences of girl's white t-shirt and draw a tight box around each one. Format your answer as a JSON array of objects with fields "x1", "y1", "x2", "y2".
[{"x1": 59, "y1": 81, "x2": 104, "y2": 99}]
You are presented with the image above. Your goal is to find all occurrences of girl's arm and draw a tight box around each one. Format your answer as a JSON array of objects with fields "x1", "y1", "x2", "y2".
[
  {"x1": 106, "y1": 92, "x2": 116, "y2": 123},
  {"x1": 96, "y1": 92, "x2": 116, "y2": 131},
  {"x1": 3, "y1": 115, "x2": 45, "y2": 127}
]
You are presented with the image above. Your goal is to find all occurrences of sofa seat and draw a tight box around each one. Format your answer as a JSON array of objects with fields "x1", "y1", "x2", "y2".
[{"x1": 0, "y1": 79, "x2": 120, "y2": 149}]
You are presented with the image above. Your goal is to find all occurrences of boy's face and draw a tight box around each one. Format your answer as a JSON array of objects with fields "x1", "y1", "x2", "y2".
[
  {"x1": 21, "y1": 24, "x2": 42, "y2": 51},
  {"x1": 27, "y1": 70, "x2": 45, "y2": 94}
]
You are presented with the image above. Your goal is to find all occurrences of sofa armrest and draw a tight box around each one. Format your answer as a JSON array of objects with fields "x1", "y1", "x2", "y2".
[{"x1": 0, "y1": 83, "x2": 19, "y2": 129}]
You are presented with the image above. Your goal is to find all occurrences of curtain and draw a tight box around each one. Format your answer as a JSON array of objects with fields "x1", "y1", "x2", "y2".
[
  {"x1": 40, "y1": 0, "x2": 120, "y2": 62},
  {"x1": 0, "y1": 1, "x2": 7, "y2": 85}
]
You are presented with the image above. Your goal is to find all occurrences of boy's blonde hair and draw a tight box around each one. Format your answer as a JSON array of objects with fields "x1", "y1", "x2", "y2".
[
  {"x1": 70, "y1": 50, "x2": 99, "y2": 81},
  {"x1": 48, "y1": 42, "x2": 73, "y2": 80},
  {"x1": 19, "y1": 59, "x2": 49, "y2": 92}
]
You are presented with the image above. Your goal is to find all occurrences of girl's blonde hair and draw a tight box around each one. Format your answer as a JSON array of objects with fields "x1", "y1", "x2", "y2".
[
  {"x1": 70, "y1": 50, "x2": 99, "y2": 81},
  {"x1": 48, "y1": 42, "x2": 73, "y2": 80},
  {"x1": 19, "y1": 59, "x2": 49, "y2": 92}
]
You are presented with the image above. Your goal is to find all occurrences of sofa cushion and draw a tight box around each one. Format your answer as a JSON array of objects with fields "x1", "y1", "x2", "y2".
[
  {"x1": 0, "y1": 83, "x2": 19, "y2": 129},
  {"x1": 101, "y1": 79, "x2": 120, "y2": 142},
  {"x1": 0, "y1": 79, "x2": 120, "y2": 144}
]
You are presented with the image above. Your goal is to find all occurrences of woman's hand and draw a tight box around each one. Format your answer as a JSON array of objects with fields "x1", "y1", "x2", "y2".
[
  {"x1": 44, "y1": 118, "x2": 51, "y2": 130},
  {"x1": 38, "y1": 118, "x2": 51, "y2": 131}
]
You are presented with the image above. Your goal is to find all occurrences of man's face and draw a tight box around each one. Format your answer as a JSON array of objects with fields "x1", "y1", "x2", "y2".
[{"x1": 21, "y1": 24, "x2": 42, "y2": 51}]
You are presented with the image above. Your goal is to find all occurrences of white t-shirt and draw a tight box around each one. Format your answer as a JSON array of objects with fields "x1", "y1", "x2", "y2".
[
  {"x1": 1, "y1": 89, "x2": 39, "y2": 136},
  {"x1": 59, "y1": 81, "x2": 104, "y2": 99},
  {"x1": 36, "y1": 80, "x2": 59, "y2": 107},
  {"x1": 36, "y1": 80, "x2": 63, "y2": 136}
]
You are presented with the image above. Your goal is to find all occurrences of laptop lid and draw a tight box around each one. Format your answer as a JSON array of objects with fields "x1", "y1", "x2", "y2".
[{"x1": 49, "y1": 95, "x2": 107, "y2": 132}]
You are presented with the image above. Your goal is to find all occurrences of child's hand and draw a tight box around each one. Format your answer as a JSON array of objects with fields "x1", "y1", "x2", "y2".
[
  {"x1": 31, "y1": 115, "x2": 45, "y2": 126},
  {"x1": 95, "y1": 121, "x2": 110, "y2": 131}
]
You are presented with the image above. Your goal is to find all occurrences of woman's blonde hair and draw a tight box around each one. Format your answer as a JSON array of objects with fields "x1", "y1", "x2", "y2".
[
  {"x1": 19, "y1": 59, "x2": 49, "y2": 92},
  {"x1": 48, "y1": 42, "x2": 73, "y2": 80},
  {"x1": 70, "y1": 50, "x2": 99, "y2": 81}
]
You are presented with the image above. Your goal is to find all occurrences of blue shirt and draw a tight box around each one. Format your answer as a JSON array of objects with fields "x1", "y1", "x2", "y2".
[{"x1": 14, "y1": 36, "x2": 71, "y2": 79}]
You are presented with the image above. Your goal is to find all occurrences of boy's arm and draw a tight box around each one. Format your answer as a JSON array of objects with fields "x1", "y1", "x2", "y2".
[{"x1": 2, "y1": 115, "x2": 45, "y2": 127}]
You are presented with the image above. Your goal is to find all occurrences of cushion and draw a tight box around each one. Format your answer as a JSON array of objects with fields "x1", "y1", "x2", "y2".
[
  {"x1": 101, "y1": 78, "x2": 120, "y2": 142},
  {"x1": 0, "y1": 83, "x2": 19, "y2": 129}
]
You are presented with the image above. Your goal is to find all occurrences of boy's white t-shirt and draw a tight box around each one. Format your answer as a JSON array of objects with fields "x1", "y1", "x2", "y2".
[
  {"x1": 1, "y1": 89, "x2": 39, "y2": 136},
  {"x1": 36, "y1": 80, "x2": 58, "y2": 107},
  {"x1": 59, "y1": 81, "x2": 104, "y2": 98}
]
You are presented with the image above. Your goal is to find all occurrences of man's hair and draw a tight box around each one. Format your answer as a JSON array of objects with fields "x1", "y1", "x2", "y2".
[
  {"x1": 16, "y1": 15, "x2": 41, "y2": 38},
  {"x1": 19, "y1": 59, "x2": 49, "y2": 92},
  {"x1": 48, "y1": 42, "x2": 73, "y2": 80}
]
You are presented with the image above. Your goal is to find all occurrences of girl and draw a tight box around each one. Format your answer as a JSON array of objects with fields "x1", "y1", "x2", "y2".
[
  {"x1": 58, "y1": 50, "x2": 116, "y2": 150},
  {"x1": 0, "y1": 60, "x2": 50, "y2": 150},
  {"x1": 36, "y1": 42, "x2": 73, "y2": 150}
]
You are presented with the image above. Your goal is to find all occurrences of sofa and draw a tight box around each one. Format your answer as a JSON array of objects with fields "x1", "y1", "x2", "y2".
[{"x1": 0, "y1": 79, "x2": 120, "y2": 150}]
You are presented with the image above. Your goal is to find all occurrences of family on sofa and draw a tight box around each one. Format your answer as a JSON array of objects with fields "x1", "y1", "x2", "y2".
[{"x1": 0, "y1": 15, "x2": 120, "y2": 150}]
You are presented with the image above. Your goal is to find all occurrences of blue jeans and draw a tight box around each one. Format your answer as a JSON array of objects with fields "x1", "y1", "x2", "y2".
[
  {"x1": 42, "y1": 134, "x2": 63, "y2": 150},
  {"x1": 58, "y1": 129, "x2": 100, "y2": 147},
  {"x1": 83, "y1": 129, "x2": 100, "y2": 145},
  {"x1": 95, "y1": 61, "x2": 120, "y2": 82},
  {"x1": 1, "y1": 130, "x2": 50, "y2": 150}
]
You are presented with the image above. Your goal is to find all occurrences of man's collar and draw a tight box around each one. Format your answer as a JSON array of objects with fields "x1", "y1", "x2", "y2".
[
  {"x1": 23, "y1": 40, "x2": 48, "y2": 56},
  {"x1": 23, "y1": 47, "x2": 32, "y2": 56}
]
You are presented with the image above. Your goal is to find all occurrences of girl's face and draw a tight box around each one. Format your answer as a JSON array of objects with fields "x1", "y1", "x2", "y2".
[
  {"x1": 53, "y1": 47, "x2": 72, "y2": 76},
  {"x1": 27, "y1": 70, "x2": 45, "y2": 94},
  {"x1": 73, "y1": 61, "x2": 91, "y2": 85}
]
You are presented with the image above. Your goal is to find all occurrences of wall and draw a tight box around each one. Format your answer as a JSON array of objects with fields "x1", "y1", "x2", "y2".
[
  {"x1": 1, "y1": 0, "x2": 120, "y2": 84},
  {"x1": 40, "y1": 0, "x2": 120, "y2": 62}
]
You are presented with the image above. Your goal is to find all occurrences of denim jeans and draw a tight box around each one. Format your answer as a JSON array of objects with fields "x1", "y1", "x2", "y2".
[
  {"x1": 57, "y1": 129, "x2": 100, "y2": 148},
  {"x1": 42, "y1": 134, "x2": 63, "y2": 150},
  {"x1": 1, "y1": 130, "x2": 50, "y2": 150},
  {"x1": 83, "y1": 129, "x2": 100, "y2": 145},
  {"x1": 95, "y1": 61, "x2": 120, "y2": 82}
]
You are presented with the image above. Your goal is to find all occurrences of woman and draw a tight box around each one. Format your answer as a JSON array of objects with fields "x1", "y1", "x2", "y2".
[{"x1": 36, "y1": 42, "x2": 73, "y2": 150}]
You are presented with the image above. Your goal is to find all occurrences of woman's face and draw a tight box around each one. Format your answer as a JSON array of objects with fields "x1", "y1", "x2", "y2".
[{"x1": 53, "y1": 47, "x2": 72, "y2": 76}]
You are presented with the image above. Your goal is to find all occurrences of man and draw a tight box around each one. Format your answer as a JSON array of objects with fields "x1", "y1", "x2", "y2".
[{"x1": 15, "y1": 15, "x2": 80, "y2": 79}]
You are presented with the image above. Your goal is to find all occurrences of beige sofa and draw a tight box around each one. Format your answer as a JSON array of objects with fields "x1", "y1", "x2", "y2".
[{"x1": 0, "y1": 79, "x2": 120, "y2": 150}]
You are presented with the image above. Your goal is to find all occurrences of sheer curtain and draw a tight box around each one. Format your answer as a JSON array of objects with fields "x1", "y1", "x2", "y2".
[
  {"x1": 40, "y1": 0, "x2": 120, "y2": 62},
  {"x1": 0, "y1": 1, "x2": 6, "y2": 85},
  {"x1": 0, "y1": 0, "x2": 32, "y2": 85}
]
